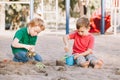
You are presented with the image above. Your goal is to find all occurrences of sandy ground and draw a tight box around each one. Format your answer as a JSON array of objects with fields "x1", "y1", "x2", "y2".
[{"x1": 0, "y1": 30, "x2": 120, "y2": 80}]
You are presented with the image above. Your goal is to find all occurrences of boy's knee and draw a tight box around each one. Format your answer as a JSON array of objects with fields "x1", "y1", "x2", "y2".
[
  {"x1": 76, "y1": 56, "x2": 86, "y2": 66},
  {"x1": 14, "y1": 51, "x2": 28, "y2": 62},
  {"x1": 34, "y1": 54, "x2": 42, "y2": 62}
]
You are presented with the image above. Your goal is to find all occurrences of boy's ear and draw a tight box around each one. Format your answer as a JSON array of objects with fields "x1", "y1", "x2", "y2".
[{"x1": 87, "y1": 26, "x2": 90, "y2": 31}]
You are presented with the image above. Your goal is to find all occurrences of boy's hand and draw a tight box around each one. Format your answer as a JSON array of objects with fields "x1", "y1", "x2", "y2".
[
  {"x1": 74, "y1": 53, "x2": 79, "y2": 59},
  {"x1": 64, "y1": 46, "x2": 69, "y2": 52},
  {"x1": 24, "y1": 45, "x2": 34, "y2": 51},
  {"x1": 74, "y1": 53, "x2": 82, "y2": 59},
  {"x1": 29, "y1": 45, "x2": 35, "y2": 52},
  {"x1": 30, "y1": 47, "x2": 35, "y2": 52}
]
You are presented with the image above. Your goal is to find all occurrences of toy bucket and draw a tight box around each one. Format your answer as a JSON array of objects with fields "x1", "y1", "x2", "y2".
[{"x1": 65, "y1": 55, "x2": 74, "y2": 66}]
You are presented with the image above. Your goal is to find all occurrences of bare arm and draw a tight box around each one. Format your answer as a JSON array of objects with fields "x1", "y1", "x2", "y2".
[
  {"x1": 74, "y1": 48, "x2": 93, "y2": 59},
  {"x1": 63, "y1": 35, "x2": 70, "y2": 52},
  {"x1": 11, "y1": 38, "x2": 35, "y2": 51}
]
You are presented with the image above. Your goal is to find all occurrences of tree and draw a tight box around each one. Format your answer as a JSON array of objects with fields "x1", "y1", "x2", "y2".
[{"x1": 58, "y1": 0, "x2": 78, "y2": 17}]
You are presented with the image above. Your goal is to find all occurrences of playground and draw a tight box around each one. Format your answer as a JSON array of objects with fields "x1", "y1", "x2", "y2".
[
  {"x1": 0, "y1": 30, "x2": 120, "y2": 80},
  {"x1": 0, "y1": 0, "x2": 120, "y2": 80}
]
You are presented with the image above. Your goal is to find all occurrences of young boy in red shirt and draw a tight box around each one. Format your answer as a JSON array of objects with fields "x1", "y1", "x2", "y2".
[{"x1": 63, "y1": 16, "x2": 103, "y2": 68}]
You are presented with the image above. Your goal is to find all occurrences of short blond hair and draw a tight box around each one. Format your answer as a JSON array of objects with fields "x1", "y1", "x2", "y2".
[{"x1": 28, "y1": 18, "x2": 45, "y2": 30}]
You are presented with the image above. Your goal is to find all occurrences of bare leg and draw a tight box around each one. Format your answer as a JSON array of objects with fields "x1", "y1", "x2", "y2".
[
  {"x1": 94, "y1": 59, "x2": 103, "y2": 69},
  {"x1": 81, "y1": 61, "x2": 90, "y2": 68}
]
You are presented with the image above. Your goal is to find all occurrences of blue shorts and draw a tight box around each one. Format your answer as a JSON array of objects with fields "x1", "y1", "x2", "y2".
[{"x1": 13, "y1": 51, "x2": 42, "y2": 62}]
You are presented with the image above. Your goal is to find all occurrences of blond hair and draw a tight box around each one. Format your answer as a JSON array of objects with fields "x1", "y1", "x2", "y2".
[{"x1": 28, "y1": 18, "x2": 45, "y2": 30}]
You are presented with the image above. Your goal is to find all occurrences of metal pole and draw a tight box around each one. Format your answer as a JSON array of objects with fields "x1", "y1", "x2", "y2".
[
  {"x1": 30, "y1": 0, "x2": 34, "y2": 20},
  {"x1": 101, "y1": 0, "x2": 105, "y2": 34},
  {"x1": 66, "y1": 0, "x2": 70, "y2": 34},
  {"x1": 56, "y1": 0, "x2": 58, "y2": 32}
]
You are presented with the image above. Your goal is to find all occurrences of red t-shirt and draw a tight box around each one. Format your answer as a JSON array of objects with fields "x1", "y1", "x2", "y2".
[{"x1": 69, "y1": 31, "x2": 94, "y2": 54}]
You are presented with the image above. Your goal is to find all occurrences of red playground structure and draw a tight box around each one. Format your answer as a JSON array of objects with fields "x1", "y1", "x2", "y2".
[{"x1": 89, "y1": 9, "x2": 111, "y2": 33}]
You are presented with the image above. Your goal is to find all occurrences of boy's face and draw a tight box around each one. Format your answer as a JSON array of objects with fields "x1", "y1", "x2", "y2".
[
  {"x1": 29, "y1": 26, "x2": 42, "y2": 36},
  {"x1": 77, "y1": 27, "x2": 90, "y2": 36}
]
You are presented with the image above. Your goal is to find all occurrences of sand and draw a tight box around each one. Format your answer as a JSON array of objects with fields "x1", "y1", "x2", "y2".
[{"x1": 0, "y1": 31, "x2": 120, "y2": 80}]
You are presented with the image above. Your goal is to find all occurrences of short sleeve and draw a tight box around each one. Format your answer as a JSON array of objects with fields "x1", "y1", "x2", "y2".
[
  {"x1": 88, "y1": 35, "x2": 95, "y2": 49},
  {"x1": 69, "y1": 31, "x2": 77, "y2": 39},
  {"x1": 14, "y1": 30, "x2": 24, "y2": 40}
]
